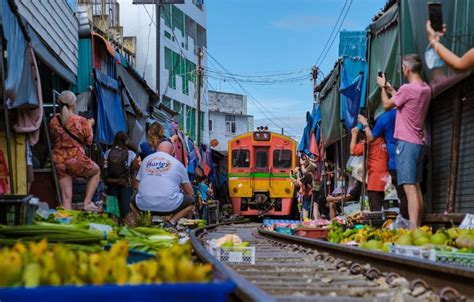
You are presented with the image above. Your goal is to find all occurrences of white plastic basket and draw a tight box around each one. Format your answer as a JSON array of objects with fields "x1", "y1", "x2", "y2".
[
  {"x1": 207, "y1": 245, "x2": 256, "y2": 265},
  {"x1": 389, "y1": 245, "x2": 431, "y2": 260},
  {"x1": 429, "y1": 250, "x2": 474, "y2": 267}
]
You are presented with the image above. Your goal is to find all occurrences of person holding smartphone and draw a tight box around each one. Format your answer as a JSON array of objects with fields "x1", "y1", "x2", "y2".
[
  {"x1": 377, "y1": 54, "x2": 431, "y2": 228},
  {"x1": 426, "y1": 3, "x2": 474, "y2": 72}
]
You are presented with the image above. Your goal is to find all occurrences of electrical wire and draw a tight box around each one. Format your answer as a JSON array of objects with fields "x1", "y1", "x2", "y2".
[
  {"x1": 318, "y1": 0, "x2": 353, "y2": 68},
  {"x1": 142, "y1": 5, "x2": 155, "y2": 79},
  {"x1": 315, "y1": 0, "x2": 349, "y2": 67},
  {"x1": 205, "y1": 50, "x2": 297, "y2": 136}
]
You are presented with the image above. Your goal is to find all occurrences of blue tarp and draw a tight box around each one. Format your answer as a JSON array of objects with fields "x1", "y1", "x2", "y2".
[
  {"x1": 338, "y1": 31, "x2": 368, "y2": 129},
  {"x1": 95, "y1": 70, "x2": 127, "y2": 144},
  {"x1": 298, "y1": 111, "x2": 313, "y2": 154},
  {"x1": 1, "y1": 0, "x2": 39, "y2": 109},
  {"x1": 340, "y1": 66, "x2": 365, "y2": 129}
]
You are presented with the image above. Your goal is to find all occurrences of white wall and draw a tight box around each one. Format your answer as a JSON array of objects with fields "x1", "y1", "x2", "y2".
[
  {"x1": 209, "y1": 111, "x2": 253, "y2": 152},
  {"x1": 119, "y1": 0, "x2": 208, "y2": 143}
]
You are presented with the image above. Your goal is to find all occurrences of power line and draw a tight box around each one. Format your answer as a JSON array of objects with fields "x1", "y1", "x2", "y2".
[
  {"x1": 315, "y1": 0, "x2": 348, "y2": 67},
  {"x1": 205, "y1": 54, "x2": 285, "y2": 129},
  {"x1": 142, "y1": 5, "x2": 155, "y2": 79},
  {"x1": 318, "y1": 0, "x2": 353, "y2": 67},
  {"x1": 205, "y1": 50, "x2": 297, "y2": 136}
]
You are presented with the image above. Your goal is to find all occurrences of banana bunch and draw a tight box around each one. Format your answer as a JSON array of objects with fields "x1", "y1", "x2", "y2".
[{"x1": 0, "y1": 240, "x2": 212, "y2": 288}]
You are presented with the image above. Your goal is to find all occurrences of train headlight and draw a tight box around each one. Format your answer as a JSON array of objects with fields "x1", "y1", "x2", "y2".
[
  {"x1": 285, "y1": 188, "x2": 291, "y2": 194},
  {"x1": 233, "y1": 187, "x2": 238, "y2": 193}
]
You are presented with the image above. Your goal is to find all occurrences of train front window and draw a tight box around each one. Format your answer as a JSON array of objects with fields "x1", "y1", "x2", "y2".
[
  {"x1": 273, "y1": 150, "x2": 292, "y2": 169},
  {"x1": 255, "y1": 150, "x2": 268, "y2": 169},
  {"x1": 232, "y1": 150, "x2": 250, "y2": 168}
]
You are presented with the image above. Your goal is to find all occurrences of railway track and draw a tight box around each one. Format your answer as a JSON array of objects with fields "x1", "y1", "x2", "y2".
[{"x1": 191, "y1": 223, "x2": 474, "y2": 302}]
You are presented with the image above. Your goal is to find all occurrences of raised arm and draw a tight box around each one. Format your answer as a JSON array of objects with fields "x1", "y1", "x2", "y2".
[{"x1": 427, "y1": 21, "x2": 474, "y2": 72}]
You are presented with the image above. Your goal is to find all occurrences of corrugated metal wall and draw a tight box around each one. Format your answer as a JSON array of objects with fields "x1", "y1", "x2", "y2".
[
  {"x1": 431, "y1": 76, "x2": 474, "y2": 214},
  {"x1": 15, "y1": 0, "x2": 78, "y2": 76},
  {"x1": 430, "y1": 87, "x2": 454, "y2": 213},
  {"x1": 455, "y1": 77, "x2": 474, "y2": 213}
]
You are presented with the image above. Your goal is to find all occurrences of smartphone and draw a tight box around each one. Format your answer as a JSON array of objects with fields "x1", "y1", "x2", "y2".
[{"x1": 428, "y1": 3, "x2": 443, "y2": 32}]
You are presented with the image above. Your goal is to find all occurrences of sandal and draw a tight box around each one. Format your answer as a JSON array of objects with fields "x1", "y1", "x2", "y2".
[{"x1": 84, "y1": 203, "x2": 101, "y2": 212}]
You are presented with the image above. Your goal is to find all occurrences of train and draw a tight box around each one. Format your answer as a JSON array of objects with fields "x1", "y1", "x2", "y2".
[{"x1": 228, "y1": 127, "x2": 298, "y2": 217}]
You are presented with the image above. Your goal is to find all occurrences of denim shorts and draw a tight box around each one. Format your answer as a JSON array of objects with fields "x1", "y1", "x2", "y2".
[
  {"x1": 302, "y1": 198, "x2": 312, "y2": 211},
  {"x1": 395, "y1": 140, "x2": 423, "y2": 185}
]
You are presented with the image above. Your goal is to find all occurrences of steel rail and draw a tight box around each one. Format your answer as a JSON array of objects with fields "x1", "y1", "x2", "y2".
[
  {"x1": 190, "y1": 223, "x2": 274, "y2": 302},
  {"x1": 259, "y1": 229, "x2": 474, "y2": 299}
]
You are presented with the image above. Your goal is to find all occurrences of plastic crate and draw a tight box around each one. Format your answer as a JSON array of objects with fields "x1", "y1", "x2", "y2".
[
  {"x1": 295, "y1": 227, "x2": 329, "y2": 239},
  {"x1": 0, "y1": 282, "x2": 236, "y2": 302},
  {"x1": 209, "y1": 246, "x2": 256, "y2": 265},
  {"x1": 429, "y1": 250, "x2": 474, "y2": 267},
  {"x1": 0, "y1": 195, "x2": 36, "y2": 226},
  {"x1": 274, "y1": 227, "x2": 295, "y2": 235},
  {"x1": 390, "y1": 245, "x2": 431, "y2": 260}
]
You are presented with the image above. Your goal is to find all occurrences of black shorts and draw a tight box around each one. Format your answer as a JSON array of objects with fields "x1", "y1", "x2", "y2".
[
  {"x1": 131, "y1": 193, "x2": 194, "y2": 215},
  {"x1": 368, "y1": 191, "x2": 385, "y2": 211}
]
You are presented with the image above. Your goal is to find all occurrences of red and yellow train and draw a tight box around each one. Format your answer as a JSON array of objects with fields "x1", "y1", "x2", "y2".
[{"x1": 228, "y1": 127, "x2": 297, "y2": 217}]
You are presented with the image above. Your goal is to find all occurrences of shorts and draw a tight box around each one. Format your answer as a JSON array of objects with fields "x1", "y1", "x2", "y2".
[
  {"x1": 302, "y1": 198, "x2": 312, "y2": 211},
  {"x1": 132, "y1": 193, "x2": 194, "y2": 215},
  {"x1": 53, "y1": 148, "x2": 99, "y2": 180},
  {"x1": 368, "y1": 191, "x2": 385, "y2": 211},
  {"x1": 395, "y1": 140, "x2": 423, "y2": 185}
]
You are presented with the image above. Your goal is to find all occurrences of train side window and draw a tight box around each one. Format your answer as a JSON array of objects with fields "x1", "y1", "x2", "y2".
[
  {"x1": 256, "y1": 150, "x2": 268, "y2": 168},
  {"x1": 232, "y1": 149, "x2": 250, "y2": 168},
  {"x1": 273, "y1": 149, "x2": 292, "y2": 169}
]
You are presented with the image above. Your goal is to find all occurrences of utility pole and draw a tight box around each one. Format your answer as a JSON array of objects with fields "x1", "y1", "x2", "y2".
[
  {"x1": 281, "y1": 128, "x2": 284, "y2": 135},
  {"x1": 312, "y1": 65, "x2": 318, "y2": 103},
  {"x1": 196, "y1": 47, "x2": 203, "y2": 145}
]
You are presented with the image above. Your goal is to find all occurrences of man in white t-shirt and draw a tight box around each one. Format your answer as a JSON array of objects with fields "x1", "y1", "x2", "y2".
[{"x1": 135, "y1": 141, "x2": 194, "y2": 227}]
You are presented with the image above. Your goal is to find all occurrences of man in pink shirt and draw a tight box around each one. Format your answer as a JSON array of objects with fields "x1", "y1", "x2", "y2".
[{"x1": 377, "y1": 54, "x2": 431, "y2": 228}]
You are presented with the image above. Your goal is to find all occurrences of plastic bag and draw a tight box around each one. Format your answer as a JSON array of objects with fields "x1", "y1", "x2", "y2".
[
  {"x1": 383, "y1": 174, "x2": 399, "y2": 201},
  {"x1": 390, "y1": 214, "x2": 410, "y2": 230},
  {"x1": 105, "y1": 195, "x2": 121, "y2": 217},
  {"x1": 459, "y1": 214, "x2": 474, "y2": 230},
  {"x1": 346, "y1": 156, "x2": 364, "y2": 182}
]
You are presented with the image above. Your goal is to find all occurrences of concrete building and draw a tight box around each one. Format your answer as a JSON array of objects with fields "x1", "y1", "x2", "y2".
[
  {"x1": 119, "y1": 0, "x2": 208, "y2": 143},
  {"x1": 208, "y1": 90, "x2": 254, "y2": 152}
]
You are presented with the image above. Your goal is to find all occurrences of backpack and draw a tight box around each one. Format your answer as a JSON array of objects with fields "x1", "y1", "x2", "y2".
[{"x1": 105, "y1": 147, "x2": 130, "y2": 186}]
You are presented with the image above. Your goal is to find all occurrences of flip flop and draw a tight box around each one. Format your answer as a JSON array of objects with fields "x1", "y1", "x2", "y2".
[{"x1": 84, "y1": 203, "x2": 101, "y2": 212}]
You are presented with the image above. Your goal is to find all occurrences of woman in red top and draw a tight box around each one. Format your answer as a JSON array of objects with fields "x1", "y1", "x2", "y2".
[
  {"x1": 350, "y1": 126, "x2": 389, "y2": 211},
  {"x1": 50, "y1": 91, "x2": 100, "y2": 211}
]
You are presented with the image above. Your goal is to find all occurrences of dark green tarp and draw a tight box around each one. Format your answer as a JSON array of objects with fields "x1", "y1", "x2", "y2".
[
  {"x1": 320, "y1": 62, "x2": 342, "y2": 147},
  {"x1": 401, "y1": 0, "x2": 474, "y2": 81},
  {"x1": 367, "y1": 3, "x2": 401, "y2": 118}
]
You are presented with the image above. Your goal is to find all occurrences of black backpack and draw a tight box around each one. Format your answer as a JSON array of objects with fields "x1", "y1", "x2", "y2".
[{"x1": 105, "y1": 147, "x2": 130, "y2": 186}]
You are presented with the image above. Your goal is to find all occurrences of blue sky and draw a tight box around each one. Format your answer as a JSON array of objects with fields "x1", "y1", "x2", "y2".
[{"x1": 206, "y1": 0, "x2": 386, "y2": 140}]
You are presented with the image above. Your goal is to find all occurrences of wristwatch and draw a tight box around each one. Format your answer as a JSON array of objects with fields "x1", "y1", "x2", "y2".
[{"x1": 363, "y1": 124, "x2": 369, "y2": 129}]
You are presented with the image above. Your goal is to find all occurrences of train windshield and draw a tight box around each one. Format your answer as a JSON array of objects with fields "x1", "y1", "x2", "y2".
[
  {"x1": 232, "y1": 149, "x2": 250, "y2": 168},
  {"x1": 273, "y1": 149, "x2": 292, "y2": 169},
  {"x1": 255, "y1": 150, "x2": 268, "y2": 169}
]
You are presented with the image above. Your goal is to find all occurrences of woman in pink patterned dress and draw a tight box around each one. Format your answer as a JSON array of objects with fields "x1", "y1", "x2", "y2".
[{"x1": 50, "y1": 91, "x2": 100, "y2": 211}]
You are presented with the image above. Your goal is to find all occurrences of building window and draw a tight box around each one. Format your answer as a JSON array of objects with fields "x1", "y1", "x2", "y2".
[
  {"x1": 209, "y1": 119, "x2": 213, "y2": 132},
  {"x1": 225, "y1": 115, "x2": 236, "y2": 134}
]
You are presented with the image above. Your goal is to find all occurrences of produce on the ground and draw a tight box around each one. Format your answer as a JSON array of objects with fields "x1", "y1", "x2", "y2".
[
  {"x1": 215, "y1": 234, "x2": 249, "y2": 248},
  {"x1": 115, "y1": 227, "x2": 176, "y2": 253},
  {"x1": 0, "y1": 225, "x2": 105, "y2": 245},
  {"x1": 35, "y1": 208, "x2": 116, "y2": 227},
  {"x1": 328, "y1": 222, "x2": 474, "y2": 253},
  {"x1": 0, "y1": 240, "x2": 212, "y2": 287}
]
